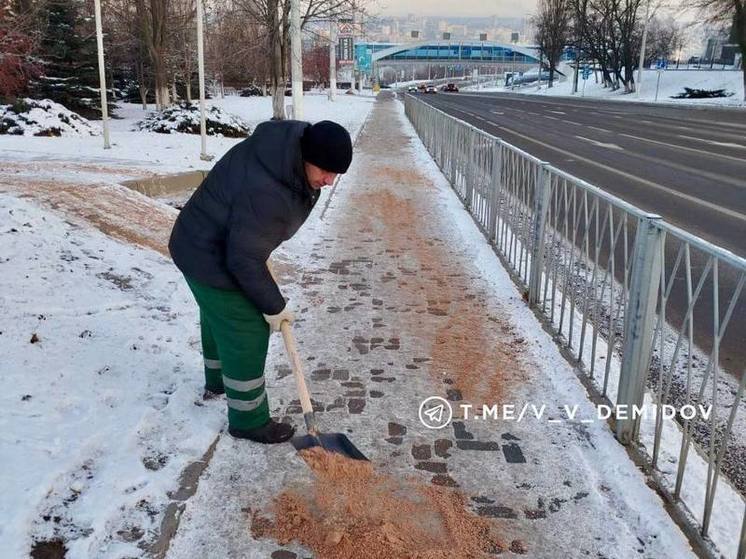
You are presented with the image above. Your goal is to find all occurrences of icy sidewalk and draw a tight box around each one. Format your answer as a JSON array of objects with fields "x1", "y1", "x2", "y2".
[{"x1": 164, "y1": 93, "x2": 696, "y2": 558}]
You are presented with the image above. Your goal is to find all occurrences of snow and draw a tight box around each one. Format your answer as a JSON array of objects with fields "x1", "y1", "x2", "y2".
[
  {"x1": 0, "y1": 193, "x2": 225, "y2": 557},
  {"x1": 136, "y1": 103, "x2": 250, "y2": 137},
  {"x1": 0, "y1": 89, "x2": 719, "y2": 557},
  {"x1": 0, "y1": 93, "x2": 377, "y2": 175},
  {"x1": 0, "y1": 93, "x2": 375, "y2": 557},
  {"x1": 468, "y1": 69, "x2": 745, "y2": 107},
  {"x1": 0, "y1": 99, "x2": 99, "y2": 137}
]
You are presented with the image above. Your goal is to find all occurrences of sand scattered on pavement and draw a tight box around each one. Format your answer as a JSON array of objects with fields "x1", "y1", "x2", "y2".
[{"x1": 251, "y1": 447, "x2": 506, "y2": 558}]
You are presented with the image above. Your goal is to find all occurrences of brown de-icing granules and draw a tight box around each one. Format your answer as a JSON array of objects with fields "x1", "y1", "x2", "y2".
[{"x1": 250, "y1": 448, "x2": 506, "y2": 558}]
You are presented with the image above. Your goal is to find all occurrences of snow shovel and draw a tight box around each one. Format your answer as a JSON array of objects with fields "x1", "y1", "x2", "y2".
[{"x1": 280, "y1": 321, "x2": 368, "y2": 461}]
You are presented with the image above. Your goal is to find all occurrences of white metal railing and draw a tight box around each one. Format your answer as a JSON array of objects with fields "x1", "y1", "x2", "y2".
[{"x1": 404, "y1": 93, "x2": 746, "y2": 559}]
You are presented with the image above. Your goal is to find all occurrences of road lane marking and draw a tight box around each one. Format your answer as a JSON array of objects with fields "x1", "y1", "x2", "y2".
[
  {"x1": 621, "y1": 133, "x2": 746, "y2": 164},
  {"x1": 575, "y1": 135, "x2": 623, "y2": 150},
  {"x1": 491, "y1": 111, "x2": 504, "y2": 115},
  {"x1": 549, "y1": 110, "x2": 566, "y2": 115},
  {"x1": 587, "y1": 125, "x2": 610, "y2": 133},
  {"x1": 478, "y1": 121, "x2": 746, "y2": 224},
  {"x1": 562, "y1": 120, "x2": 582, "y2": 126},
  {"x1": 546, "y1": 115, "x2": 560, "y2": 121},
  {"x1": 677, "y1": 135, "x2": 746, "y2": 150}
]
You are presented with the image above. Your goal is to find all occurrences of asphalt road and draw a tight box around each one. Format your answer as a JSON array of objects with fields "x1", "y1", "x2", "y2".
[
  {"x1": 417, "y1": 91, "x2": 746, "y2": 257},
  {"x1": 414, "y1": 91, "x2": 746, "y2": 382}
]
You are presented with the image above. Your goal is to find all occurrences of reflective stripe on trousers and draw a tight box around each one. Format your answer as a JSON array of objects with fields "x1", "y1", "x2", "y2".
[{"x1": 227, "y1": 392, "x2": 267, "y2": 412}]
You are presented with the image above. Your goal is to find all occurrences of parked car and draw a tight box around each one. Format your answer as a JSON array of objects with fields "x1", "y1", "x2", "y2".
[
  {"x1": 417, "y1": 84, "x2": 427, "y2": 92},
  {"x1": 425, "y1": 85, "x2": 437, "y2": 93},
  {"x1": 407, "y1": 86, "x2": 418, "y2": 93},
  {"x1": 442, "y1": 83, "x2": 459, "y2": 92}
]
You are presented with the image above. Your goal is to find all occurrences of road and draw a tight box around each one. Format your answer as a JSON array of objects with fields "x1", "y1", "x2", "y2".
[
  {"x1": 417, "y1": 91, "x2": 746, "y2": 258},
  {"x1": 415, "y1": 91, "x2": 746, "y2": 392}
]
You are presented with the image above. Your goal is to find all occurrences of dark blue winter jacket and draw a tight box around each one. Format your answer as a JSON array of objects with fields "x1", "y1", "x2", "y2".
[{"x1": 169, "y1": 120, "x2": 319, "y2": 315}]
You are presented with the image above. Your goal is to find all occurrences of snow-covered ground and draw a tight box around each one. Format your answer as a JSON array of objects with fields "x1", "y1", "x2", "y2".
[
  {"x1": 0, "y1": 93, "x2": 376, "y2": 175},
  {"x1": 0, "y1": 93, "x2": 375, "y2": 557},
  {"x1": 0, "y1": 191, "x2": 227, "y2": 557},
  {"x1": 468, "y1": 69, "x2": 745, "y2": 107}
]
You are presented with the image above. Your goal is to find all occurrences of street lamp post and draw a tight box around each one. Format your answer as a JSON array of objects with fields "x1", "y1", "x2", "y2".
[
  {"x1": 93, "y1": 0, "x2": 110, "y2": 149},
  {"x1": 196, "y1": 0, "x2": 212, "y2": 161}
]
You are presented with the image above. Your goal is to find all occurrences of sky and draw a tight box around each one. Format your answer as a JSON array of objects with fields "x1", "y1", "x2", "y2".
[{"x1": 375, "y1": 0, "x2": 539, "y2": 18}]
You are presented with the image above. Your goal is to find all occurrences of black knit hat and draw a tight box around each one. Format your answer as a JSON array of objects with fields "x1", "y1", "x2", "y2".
[{"x1": 300, "y1": 120, "x2": 353, "y2": 174}]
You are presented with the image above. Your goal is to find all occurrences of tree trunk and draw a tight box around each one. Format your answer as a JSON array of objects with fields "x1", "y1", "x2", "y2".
[
  {"x1": 186, "y1": 80, "x2": 192, "y2": 103},
  {"x1": 269, "y1": 6, "x2": 285, "y2": 119},
  {"x1": 138, "y1": 61, "x2": 148, "y2": 110}
]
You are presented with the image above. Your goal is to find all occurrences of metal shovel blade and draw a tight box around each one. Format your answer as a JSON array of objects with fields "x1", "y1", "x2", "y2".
[{"x1": 291, "y1": 432, "x2": 368, "y2": 461}]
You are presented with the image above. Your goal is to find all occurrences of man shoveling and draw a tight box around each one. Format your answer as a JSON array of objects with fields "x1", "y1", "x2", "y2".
[{"x1": 169, "y1": 120, "x2": 353, "y2": 444}]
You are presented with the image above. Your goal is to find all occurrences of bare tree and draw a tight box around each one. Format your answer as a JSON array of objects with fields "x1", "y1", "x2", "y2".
[
  {"x1": 304, "y1": 41, "x2": 330, "y2": 84},
  {"x1": 534, "y1": 0, "x2": 572, "y2": 87},
  {"x1": 236, "y1": 0, "x2": 362, "y2": 119},
  {"x1": 0, "y1": 0, "x2": 43, "y2": 100},
  {"x1": 570, "y1": 0, "x2": 645, "y2": 92},
  {"x1": 170, "y1": 0, "x2": 196, "y2": 102},
  {"x1": 135, "y1": 0, "x2": 171, "y2": 109},
  {"x1": 644, "y1": 16, "x2": 683, "y2": 67},
  {"x1": 694, "y1": 0, "x2": 745, "y2": 99}
]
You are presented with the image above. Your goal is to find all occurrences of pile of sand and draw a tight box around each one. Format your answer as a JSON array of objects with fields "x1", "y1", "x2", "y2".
[{"x1": 251, "y1": 448, "x2": 504, "y2": 558}]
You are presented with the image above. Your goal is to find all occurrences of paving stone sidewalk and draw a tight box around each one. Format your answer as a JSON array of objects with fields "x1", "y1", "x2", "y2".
[{"x1": 163, "y1": 92, "x2": 696, "y2": 559}]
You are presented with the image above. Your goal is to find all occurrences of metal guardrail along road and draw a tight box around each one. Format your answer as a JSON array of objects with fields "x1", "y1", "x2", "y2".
[{"x1": 404, "y1": 93, "x2": 746, "y2": 559}]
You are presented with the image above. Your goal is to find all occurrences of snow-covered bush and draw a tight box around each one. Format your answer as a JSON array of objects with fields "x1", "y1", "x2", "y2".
[
  {"x1": 671, "y1": 87, "x2": 734, "y2": 99},
  {"x1": 0, "y1": 98, "x2": 99, "y2": 136},
  {"x1": 240, "y1": 84, "x2": 263, "y2": 97},
  {"x1": 136, "y1": 103, "x2": 250, "y2": 137}
]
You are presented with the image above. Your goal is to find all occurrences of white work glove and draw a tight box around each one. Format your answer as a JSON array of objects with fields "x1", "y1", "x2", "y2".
[{"x1": 263, "y1": 306, "x2": 295, "y2": 332}]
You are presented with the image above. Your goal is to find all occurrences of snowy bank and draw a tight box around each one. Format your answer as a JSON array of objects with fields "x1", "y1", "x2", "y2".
[
  {"x1": 0, "y1": 99, "x2": 99, "y2": 137},
  {"x1": 472, "y1": 69, "x2": 745, "y2": 107}
]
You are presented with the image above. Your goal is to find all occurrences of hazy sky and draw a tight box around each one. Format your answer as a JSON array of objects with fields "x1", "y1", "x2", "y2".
[{"x1": 375, "y1": 0, "x2": 539, "y2": 18}]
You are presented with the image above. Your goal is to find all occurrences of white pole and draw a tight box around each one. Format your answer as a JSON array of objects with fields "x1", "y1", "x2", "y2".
[
  {"x1": 329, "y1": 20, "x2": 336, "y2": 101},
  {"x1": 637, "y1": 0, "x2": 651, "y2": 96},
  {"x1": 290, "y1": 0, "x2": 303, "y2": 119},
  {"x1": 654, "y1": 70, "x2": 662, "y2": 101},
  {"x1": 196, "y1": 0, "x2": 212, "y2": 161},
  {"x1": 93, "y1": 0, "x2": 110, "y2": 149}
]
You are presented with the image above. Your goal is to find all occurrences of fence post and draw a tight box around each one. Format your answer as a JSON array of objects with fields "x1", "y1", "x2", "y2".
[
  {"x1": 738, "y1": 505, "x2": 745, "y2": 559},
  {"x1": 615, "y1": 214, "x2": 663, "y2": 445},
  {"x1": 465, "y1": 131, "x2": 475, "y2": 210},
  {"x1": 487, "y1": 140, "x2": 502, "y2": 243},
  {"x1": 528, "y1": 163, "x2": 551, "y2": 306}
]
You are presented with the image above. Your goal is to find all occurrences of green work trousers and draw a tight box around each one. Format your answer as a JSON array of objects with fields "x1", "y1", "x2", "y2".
[{"x1": 185, "y1": 276, "x2": 271, "y2": 430}]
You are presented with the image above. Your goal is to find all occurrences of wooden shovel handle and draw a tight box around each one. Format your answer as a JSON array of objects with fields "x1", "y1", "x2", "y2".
[{"x1": 280, "y1": 320, "x2": 315, "y2": 419}]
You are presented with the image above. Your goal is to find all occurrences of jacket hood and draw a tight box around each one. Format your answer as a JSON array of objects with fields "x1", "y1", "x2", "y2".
[{"x1": 251, "y1": 120, "x2": 317, "y2": 203}]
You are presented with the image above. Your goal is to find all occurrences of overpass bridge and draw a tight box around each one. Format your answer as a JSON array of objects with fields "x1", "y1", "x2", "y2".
[{"x1": 355, "y1": 41, "x2": 545, "y2": 84}]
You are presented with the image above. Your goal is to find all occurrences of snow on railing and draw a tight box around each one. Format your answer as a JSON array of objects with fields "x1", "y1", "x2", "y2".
[{"x1": 403, "y1": 92, "x2": 746, "y2": 559}]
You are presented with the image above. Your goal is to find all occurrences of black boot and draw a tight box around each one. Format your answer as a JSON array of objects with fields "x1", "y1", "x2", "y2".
[
  {"x1": 228, "y1": 419, "x2": 295, "y2": 444},
  {"x1": 203, "y1": 386, "x2": 225, "y2": 400}
]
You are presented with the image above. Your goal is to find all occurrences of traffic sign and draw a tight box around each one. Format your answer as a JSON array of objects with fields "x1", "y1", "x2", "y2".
[{"x1": 655, "y1": 58, "x2": 668, "y2": 70}]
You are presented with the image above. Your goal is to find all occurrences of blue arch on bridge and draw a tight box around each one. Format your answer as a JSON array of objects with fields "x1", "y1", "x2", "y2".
[{"x1": 354, "y1": 41, "x2": 543, "y2": 74}]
